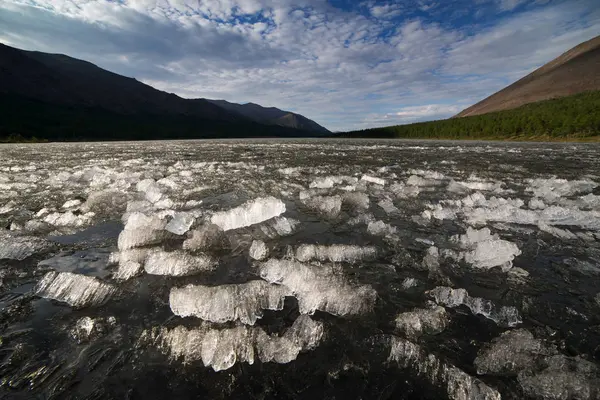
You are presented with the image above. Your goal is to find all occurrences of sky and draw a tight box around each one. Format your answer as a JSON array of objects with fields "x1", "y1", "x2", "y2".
[{"x1": 0, "y1": 0, "x2": 599, "y2": 131}]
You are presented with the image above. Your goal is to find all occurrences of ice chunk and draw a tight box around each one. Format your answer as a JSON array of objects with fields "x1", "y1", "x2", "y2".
[
  {"x1": 518, "y1": 355, "x2": 600, "y2": 400},
  {"x1": 452, "y1": 227, "x2": 521, "y2": 271},
  {"x1": 395, "y1": 306, "x2": 449, "y2": 339},
  {"x1": 529, "y1": 198, "x2": 546, "y2": 210},
  {"x1": 210, "y1": 196, "x2": 286, "y2": 231},
  {"x1": 249, "y1": 240, "x2": 269, "y2": 260},
  {"x1": 118, "y1": 212, "x2": 169, "y2": 250},
  {"x1": 35, "y1": 271, "x2": 116, "y2": 308},
  {"x1": 475, "y1": 329, "x2": 551, "y2": 376},
  {"x1": 342, "y1": 192, "x2": 370, "y2": 210},
  {"x1": 389, "y1": 336, "x2": 501, "y2": 400},
  {"x1": 526, "y1": 178, "x2": 597, "y2": 202},
  {"x1": 165, "y1": 212, "x2": 195, "y2": 235},
  {"x1": 378, "y1": 199, "x2": 400, "y2": 215},
  {"x1": 390, "y1": 183, "x2": 420, "y2": 198},
  {"x1": 367, "y1": 220, "x2": 397, "y2": 236},
  {"x1": 183, "y1": 224, "x2": 230, "y2": 252},
  {"x1": 259, "y1": 258, "x2": 376, "y2": 316},
  {"x1": 111, "y1": 249, "x2": 149, "y2": 280},
  {"x1": 44, "y1": 211, "x2": 94, "y2": 227},
  {"x1": 143, "y1": 315, "x2": 323, "y2": 371},
  {"x1": 144, "y1": 249, "x2": 217, "y2": 276},
  {"x1": 258, "y1": 217, "x2": 299, "y2": 238},
  {"x1": 301, "y1": 195, "x2": 342, "y2": 218},
  {"x1": 401, "y1": 277, "x2": 419, "y2": 289},
  {"x1": 169, "y1": 280, "x2": 290, "y2": 325},
  {"x1": 429, "y1": 286, "x2": 521, "y2": 327},
  {"x1": 295, "y1": 244, "x2": 377, "y2": 263},
  {"x1": 0, "y1": 231, "x2": 51, "y2": 260},
  {"x1": 361, "y1": 175, "x2": 386, "y2": 186},
  {"x1": 70, "y1": 316, "x2": 116, "y2": 343},
  {"x1": 309, "y1": 175, "x2": 357, "y2": 189},
  {"x1": 62, "y1": 199, "x2": 82, "y2": 209}
]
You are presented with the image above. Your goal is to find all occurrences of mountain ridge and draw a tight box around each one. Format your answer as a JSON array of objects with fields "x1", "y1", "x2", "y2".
[
  {"x1": 456, "y1": 35, "x2": 600, "y2": 117},
  {"x1": 0, "y1": 43, "x2": 329, "y2": 140}
]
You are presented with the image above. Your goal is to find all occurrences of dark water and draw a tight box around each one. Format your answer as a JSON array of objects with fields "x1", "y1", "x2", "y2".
[{"x1": 0, "y1": 139, "x2": 599, "y2": 399}]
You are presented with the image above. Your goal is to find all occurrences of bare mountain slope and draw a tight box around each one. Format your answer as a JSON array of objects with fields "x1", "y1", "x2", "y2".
[{"x1": 456, "y1": 35, "x2": 600, "y2": 117}]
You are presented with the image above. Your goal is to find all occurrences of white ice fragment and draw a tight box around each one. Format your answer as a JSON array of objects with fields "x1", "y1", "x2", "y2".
[
  {"x1": 169, "y1": 280, "x2": 290, "y2": 325},
  {"x1": 309, "y1": 175, "x2": 357, "y2": 189},
  {"x1": 389, "y1": 337, "x2": 501, "y2": 400},
  {"x1": 301, "y1": 195, "x2": 342, "y2": 218},
  {"x1": 429, "y1": 286, "x2": 521, "y2": 327},
  {"x1": 390, "y1": 183, "x2": 420, "y2": 198},
  {"x1": 260, "y1": 217, "x2": 299, "y2": 238},
  {"x1": 401, "y1": 277, "x2": 419, "y2": 289},
  {"x1": 453, "y1": 227, "x2": 521, "y2": 271},
  {"x1": 35, "y1": 271, "x2": 116, "y2": 308},
  {"x1": 0, "y1": 231, "x2": 51, "y2": 260},
  {"x1": 367, "y1": 220, "x2": 397, "y2": 236},
  {"x1": 295, "y1": 244, "x2": 377, "y2": 263},
  {"x1": 62, "y1": 199, "x2": 82, "y2": 209},
  {"x1": 529, "y1": 198, "x2": 546, "y2": 210},
  {"x1": 259, "y1": 258, "x2": 376, "y2": 316},
  {"x1": 378, "y1": 199, "x2": 400, "y2": 215},
  {"x1": 165, "y1": 212, "x2": 195, "y2": 235},
  {"x1": 183, "y1": 224, "x2": 230, "y2": 252},
  {"x1": 361, "y1": 175, "x2": 386, "y2": 186},
  {"x1": 342, "y1": 192, "x2": 370, "y2": 210},
  {"x1": 249, "y1": 240, "x2": 269, "y2": 261},
  {"x1": 111, "y1": 249, "x2": 149, "y2": 280},
  {"x1": 118, "y1": 212, "x2": 169, "y2": 250},
  {"x1": 143, "y1": 315, "x2": 324, "y2": 371},
  {"x1": 526, "y1": 178, "x2": 597, "y2": 202},
  {"x1": 211, "y1": 196, "x2": 286, "y2": 231},
  {"x1": 395, "y1": 306, "x2": 449, "y2": 339},
  {"x1": 144, "y1": 249, "x2": 216, "y2": 276},
  {"x1": 44, "y1": 211, "x2": 94, "y2": 227}
]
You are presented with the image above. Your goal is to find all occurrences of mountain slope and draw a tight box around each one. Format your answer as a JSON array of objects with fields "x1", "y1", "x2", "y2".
[
  {"x1": 207, "y1": 99, "x2": 330, "y2": 134},
  {"x1": 0, "y1": 43, "x2": 329, "y2": 140},
  {"x1": 456, "y1": 35, "x2": 600, "y2": 117}
]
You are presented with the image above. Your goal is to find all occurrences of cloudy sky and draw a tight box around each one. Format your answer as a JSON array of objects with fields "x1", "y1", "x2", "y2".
[{"x1": 1, "y1": 0, "x2": 599, "y2": 131}]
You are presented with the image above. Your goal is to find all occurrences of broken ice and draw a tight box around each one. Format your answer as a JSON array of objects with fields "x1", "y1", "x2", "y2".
[
  {"x1": 210, "y1": 196, "x2": 286, "y2": 231},
  {"x1": 35, "y1": 271, "x2": 116, "y2": 308}
]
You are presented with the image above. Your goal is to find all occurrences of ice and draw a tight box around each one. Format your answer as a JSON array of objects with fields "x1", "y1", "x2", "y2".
[
  {"x1": 183, "y1": 224, "x2": 230, "y2": 252},
  {"x1": 452, "y1": 227, "x2": 521, "y2": 271},
  {"x1": 367, "y1": 220, "x2": 397, "y2": 236},
  {"x1": 0, "y1": 231, "x2": 51, "y2": 260},
  {"x1": 518, "y1": 355, "x2": 600, "y2": 400},
  {"x1": 70, "y1": 316, "x2": 116, "y2": 343},
  {"x1": 165, "y1": 212, "x2": 195, "y2": 235},
  {"x1": 341, "y1": 192, "x2": 370, "y2": 210},
  {"x1": 258, "y1": 216, "x2": 299, "y2": 238},
  {"x1": 377, "y1": 199, "x2": 400, "y2": 215},
  {"x1": 118, "y1": 212, "x2": 169, "y2": 250},
  {"x1": 44, "y1": 211, "x2": 94, "y2": 227},
  {"x1": 475, "y1": 329, "x2": 552, "y2": 376},
  {"x1": 394, "y1": 306, "x2": 449, "y2": 339},
  {"x1": 143, "y1": 315, "x2": 324, "y2": 371},
  {"x1": 390, "y1": 182, "x2": 420, "y2": 198},
  {"x1": 401, "y1": 277, "x2": 419, "y2": 289},
  {"x1": 210, "y1": 196, "x2": 286, "y2": 231},
  {"x1": 169, "y1": 280, "x2": 290, "y2": 325},
  {"x1": 529, "y1": 197, "x2": 546, "y2": 210},
  {"x1": 360, "y1": 175, "x2": 386, "y2": 186},
  {"x1": 259, "y1": 259, "x2": 377, "y2": 316},
  {"x1": 301, "y1": 195, "x2": 342, "y2": 218},
  {"x1": 429, "y1": 286, "x2": 521, "y2": 327},
  {"x1": 309, "y1": 175, "x2": 357, "y2": 189},
  {"x1": 295, "y1": 244, "x2": 377, "y2": 263},
  {"x1": 388, "y1": 336, "x2": 501, "y2": 400},
  {"x1": 249, "y1": 240, "x2": 269, "y2": 260},
  {"x1": 35, "y1": 271, "x2": 116, "y2": 308},
  {"x1": 526, "y1": 178, "x2": 597, "y2": 202},
  {"x1": 62, "y1": 199, "x2": 82, "y2": 209},
  {"x1": 111, "y1": 249, "x2": 149, "y2": 280},
  {"x1": 144, "y1": 249, "x2": 217, "y2": 276}
]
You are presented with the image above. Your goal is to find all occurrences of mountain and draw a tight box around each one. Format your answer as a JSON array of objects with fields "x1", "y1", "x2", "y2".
[
  {"x1": 207, "y1": 99, "x2": 330, "y2": 134},
  {"x1": 0, "y1": 43, "x2": 329, "y2": 141},
  {"x1": 456, "y1": 35, "x2": 600, "y2": 118}
]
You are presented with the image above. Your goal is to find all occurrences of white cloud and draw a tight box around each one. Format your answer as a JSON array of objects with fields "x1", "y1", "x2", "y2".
[{"x1": 395, "y1": 104, "x2": 464, "y2": 118}]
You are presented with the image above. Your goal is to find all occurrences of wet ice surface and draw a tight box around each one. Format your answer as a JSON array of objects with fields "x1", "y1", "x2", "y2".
[{"x1": 1, "y1": 139, "x2": 600, "y2": 399}]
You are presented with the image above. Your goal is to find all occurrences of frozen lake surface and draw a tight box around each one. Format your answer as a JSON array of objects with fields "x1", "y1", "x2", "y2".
[{"x1": 1, "y1": 139, "x2": 600, "y2": 399}]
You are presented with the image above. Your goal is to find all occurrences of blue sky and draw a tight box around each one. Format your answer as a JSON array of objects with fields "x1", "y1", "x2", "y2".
[{"x1": 0, "y1": 0, "x2": 599, "y2": 131}]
